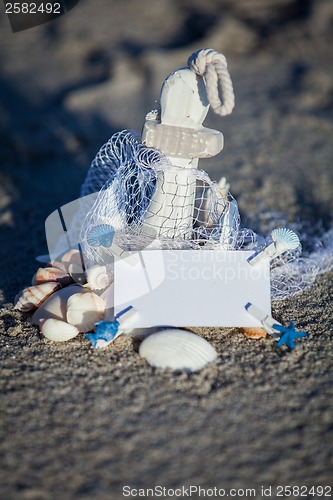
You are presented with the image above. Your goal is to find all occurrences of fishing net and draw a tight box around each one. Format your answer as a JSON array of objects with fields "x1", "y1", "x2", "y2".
[
  {"x1": 77, "y1": 130, "x2": 332, "y2": 301},
  {"x1": 80, "y1": 130, "x2": 252, "y2": 259}
]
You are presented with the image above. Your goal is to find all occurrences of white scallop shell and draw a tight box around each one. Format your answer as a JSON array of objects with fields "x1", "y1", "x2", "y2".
[
  {"x1": 39, "y1": 318, "x2": 80, "y2": 342},
  {"x1": 139, "y1": 329, "x2": 218, "y2": 372},
  {"x1": 271, "y1": 228, "x2": 300, "y2": 252},
  {"x1": 14, "y1": 282, "x2": 61, "y2": 312},
  {"x1": 31, "y1": 284, "x2": 88, "y2": 324},
  {"x1": 66, "y1": 292, "x2": 105, "y2": 333},
  {"x1": 32, "y1": 267, "x2": 73, "y2": 286},
  {"x1": 86, "y1": 265, "x2": 113, "y2": 291}
]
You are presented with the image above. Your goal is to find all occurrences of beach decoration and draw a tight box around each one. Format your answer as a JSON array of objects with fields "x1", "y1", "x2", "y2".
[
  {"x1": 40, "y1": 318, "x2": 80, "y2": 342},
  {"x1": 247, "y1": 228, "x2": 300, "y2": 266},
  {"x1": 85, "y1": 265, "x2": 112, "y2": 291},
  {"x1": 244, "y1": 303, "x2": 307, "y2": 349},
  {"x1": 14, "y1": 282, "x2": 61, "y2": 312},
  {"x1": 274, "y1": 322, "x2": 307, "y2": 349},
  {"x1": 86, "y1": 306, "x2": 137, "y2": 348},
  {"x1": 139, "y1": 329, "x2": 218, "y2": 372},
  {"x1": 66, "y1": 292, "x2": 105, "y2": 333},
  {"x1": 13, "y1": 47, "x2": 315, "y2": 370},
  {"x1": 32, "y1": 267, "x2": 74, "y2": 286},
  {"x1": 87, "y1": 224, "x2": 115, "y2": 248}
]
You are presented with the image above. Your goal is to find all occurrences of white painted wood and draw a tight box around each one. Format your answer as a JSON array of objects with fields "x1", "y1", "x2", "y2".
[{"x1": 141, "y1": 68, "x2": 223, "y2": 240}]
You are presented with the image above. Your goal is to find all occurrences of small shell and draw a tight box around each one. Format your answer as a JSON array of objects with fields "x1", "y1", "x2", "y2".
[
  {"x1": 31, "y1": 284, "x2": 88, "y2": 324},
  {"x1": 139, "y1": 329, "x2": 217, "y2": 372},
  {"x1": 240, "y1": 327, "x2": 268, "y2": 339},
  {"x1": 39, "y1": 318, "x2": 80, "y2": 342},
  {"x1": 86, "y1": 265, "x2": 113, "y2": 291},
  {"x1": 66, "y1": 292, "x2": 105, "y2": 333},
  {"x1": 32, "y1": 267, "x2": 73, "y2": 286},
  {"x1": 87, "y1": 224, "x2": 115, "y2": 248},
  {"x1": 14, "y1": 282, "x2": 61, "y2": 312},
  {"x1": 271, "y1": 228, "x2": 300, "y2": 252},
  {"x1": 61, "y1": 249, "x2": 82, "y2": 265}
]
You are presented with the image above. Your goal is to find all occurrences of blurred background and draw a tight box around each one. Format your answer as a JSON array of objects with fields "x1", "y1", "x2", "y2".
[{"x1": 1, "y1": 1, "x2": 332, "y2": 296}]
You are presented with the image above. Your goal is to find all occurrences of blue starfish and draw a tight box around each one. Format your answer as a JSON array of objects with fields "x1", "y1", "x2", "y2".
[
  {"x1": 273, "y1": 322, "x2": 307, "y2": 349},
  {"x1": 85, "y1": 320, "x2": 120, "y2": 348},
  {"x1": 85, "y1": 306, "x2": 134, "y2": 348}
]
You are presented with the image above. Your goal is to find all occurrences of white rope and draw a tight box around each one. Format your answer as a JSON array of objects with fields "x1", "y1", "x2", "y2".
[{"x1": 188, "y1": 48, "x2": 235, "y2": 116}]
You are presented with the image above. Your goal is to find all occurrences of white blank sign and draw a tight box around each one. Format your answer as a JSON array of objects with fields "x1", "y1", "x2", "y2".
[{"x1": 114, "y1": 250, "x2": 271, "y2": 328}]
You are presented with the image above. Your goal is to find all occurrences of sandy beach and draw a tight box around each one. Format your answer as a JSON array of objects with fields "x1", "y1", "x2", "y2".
[{"x1": 1, "y1": 1, "x2": 332, "y2": 498}]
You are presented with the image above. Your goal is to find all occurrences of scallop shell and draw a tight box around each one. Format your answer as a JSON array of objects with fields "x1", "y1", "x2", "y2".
[
  {"x1": 139, "y1": 329, "x2": 218, "y2": 372},
  {"x1": 31, "y1": 284, "x2": 88, "y2": 324},
  {"x1": 271, "y1": 228, "x2": 300, "y2": 252},
  {"x1": 66, "y1": 292, "x2": 105, "y2": 333},
  {"x1": 87, "y1": 224, "x2": 115, "y2": 248},
  {"x1": 14, "y1": 282, "x2": 61, "y2": 312},
  {"x1": 39, "y1": 318, "x2": 80, "y2": 342},
  {"x1": 240, "y1": 327, "x2": 268, "y2": 339},
  {"x1": 32, "y1": 267, "x2": 73, "y2": 286},
  {"x1": 86, "y1": 265, "x2": 113, "y2": 291}
]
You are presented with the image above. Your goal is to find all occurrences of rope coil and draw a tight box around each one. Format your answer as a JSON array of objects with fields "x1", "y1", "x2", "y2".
[{"x1": 188, "y1": 48, "x2": 235, "y2": 116}]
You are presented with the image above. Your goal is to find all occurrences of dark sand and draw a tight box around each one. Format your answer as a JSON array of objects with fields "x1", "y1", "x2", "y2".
[{"x1": 1, "y1": 1, "x2": 332, "y2": 498}]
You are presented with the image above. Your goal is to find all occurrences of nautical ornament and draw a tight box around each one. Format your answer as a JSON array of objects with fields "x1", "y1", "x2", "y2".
[{"x1": 139, "y1": 329, "x2": 217, "y2": 372}]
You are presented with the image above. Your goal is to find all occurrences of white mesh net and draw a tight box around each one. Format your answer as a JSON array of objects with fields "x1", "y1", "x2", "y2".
[{"x1": 77, "y1": 130, "x2": 332, "y2": 301}]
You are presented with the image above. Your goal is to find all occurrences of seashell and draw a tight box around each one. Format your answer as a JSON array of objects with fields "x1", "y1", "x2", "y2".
[
  {"x1": 66, "y1": 292, "x2": 105, "y2": 333},
  {"x1": 271, "y1": 228, "x2": 300, "y2": 253},
  {"x1": 32, "y1": 267, "x2": 73, "y2": 286},
  {"x1": 139, "y1": 329, "x2": 217, "y2": 372},
  {"x1": 86, "y1": 265, "x2": 113, "y2": 291},
  {"x1": 49, "y1": 260, "x2": 68, "y2": 272},
  {"x1": 248, "y1": 227, "x2": 301, "y2": 266},
  {"x1": 87, "y1": 224, "x2": 115, "y2": 248},
  {"x1": 39, "y1": 318, "x2": 80, "y2": 342},
  {"x1": 240, "y1": 327, "x2": 268, "y2": 339},
  {"x1": 14, "y1": 282, "x2": 61, "y2": 312},
  {"x1": 61, "y1": 249, "x2": 82, "y2": 265},
  {"x1": 31, "y1": 284, "x2": 88, "y2": 324}
]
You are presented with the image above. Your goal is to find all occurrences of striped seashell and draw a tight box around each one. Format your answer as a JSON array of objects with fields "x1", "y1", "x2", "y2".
[
  {"x1": 39, "y1": 318, "x2": 80, "y2": 342},
  {"x1": 86, "y1": 265, "x2": 113, "y2": 291},
  {"x1": 87, "y1": 224, "x2": 115, "y2": 248},
  {"x1": 271, "y1": 228, "x2": 300, "y2": 252},
  {"x1": 31, "y1": 284, "x2": 88, "y2": 325},
  {"x1": 32, "y1": 267, "x2": 73, "y2": 286},
  {"x1": 66, "y1": 292, "x2": 105, "y2": 333},
  {"x1": 14, "y1": 282, "x2": 61, "y2": 312},
  {"x1": 139, "y1": 329, "x2": 218, "y2": 372}
]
